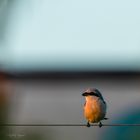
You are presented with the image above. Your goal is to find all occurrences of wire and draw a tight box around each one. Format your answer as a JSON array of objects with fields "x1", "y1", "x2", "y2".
[{"x1": 0, "y1": 124, "x2": 140, "y2": 126}]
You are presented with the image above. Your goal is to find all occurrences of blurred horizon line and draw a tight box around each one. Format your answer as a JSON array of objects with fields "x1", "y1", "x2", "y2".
[{"x1": 0, "y1": 70, "x2": 140, "y2": 79}]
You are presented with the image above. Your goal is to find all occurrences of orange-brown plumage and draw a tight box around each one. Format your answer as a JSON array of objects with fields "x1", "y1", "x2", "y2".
[
  {"x1": 84, "y1": 96, "x2": 106, "y2": 123},
  {"x1": 82, "y1": 88, "x2": 107, "y2": 127}
]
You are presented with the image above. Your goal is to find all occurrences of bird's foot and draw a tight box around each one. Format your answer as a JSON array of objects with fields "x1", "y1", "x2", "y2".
[
  {"x1": 104, "y1": 117, "x2": 109, "y2": 120},
  {"x1": 87, "y1": 122, "x2": 90, "y2": 127},
  {"x1": 99, "y1": 122, "x2": 103, "y2": 128}
]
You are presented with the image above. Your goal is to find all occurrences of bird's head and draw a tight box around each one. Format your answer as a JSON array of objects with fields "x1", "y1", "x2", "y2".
[{"x1": 82, "y1": 88, "x2": 103, "y2": 99}]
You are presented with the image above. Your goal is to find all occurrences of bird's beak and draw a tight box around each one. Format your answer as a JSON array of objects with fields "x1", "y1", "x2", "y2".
[{"x1": 82, "y1": 92, "x2": 87, "y2": 96}]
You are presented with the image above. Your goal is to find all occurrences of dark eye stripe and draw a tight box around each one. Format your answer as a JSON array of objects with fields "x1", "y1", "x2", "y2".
[
  {"x1": 89, "y1": 92, "x2": 100, "y2": 97},
  {"x1": 83, "y1": 92, "x2": 100, "y2": 97}
]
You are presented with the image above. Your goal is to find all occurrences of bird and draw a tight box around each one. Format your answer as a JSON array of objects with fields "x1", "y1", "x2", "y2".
[{"x1": 82, "y1": 88, "x2": 108, "y2": 128}]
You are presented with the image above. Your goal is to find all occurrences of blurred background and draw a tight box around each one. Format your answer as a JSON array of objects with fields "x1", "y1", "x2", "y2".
[{"x1": 0, "y1": 0, "x2": 140, "y2": 140}]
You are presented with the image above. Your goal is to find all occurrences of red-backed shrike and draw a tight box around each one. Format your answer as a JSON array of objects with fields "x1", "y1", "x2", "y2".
[{"x1": 82, "y1": 88, "x2": 108, "y2": 127}]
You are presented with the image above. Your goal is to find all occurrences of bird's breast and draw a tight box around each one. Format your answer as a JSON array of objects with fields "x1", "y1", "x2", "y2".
[{"x1": 84, "y1": 97, "x2": 106, "y2": 123}]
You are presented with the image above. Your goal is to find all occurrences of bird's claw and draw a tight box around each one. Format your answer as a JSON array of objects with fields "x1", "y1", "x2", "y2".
[
  {"x1": 87, "y1": 122, "x2": 90, "y2": 127},
  {"x1": 99, "y1": 122, "x2": 103, "y2": 128}
]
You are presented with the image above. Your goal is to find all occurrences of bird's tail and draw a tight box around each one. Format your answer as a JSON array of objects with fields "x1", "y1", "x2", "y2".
[{"x1": 104, "y1": 117, "x2": 109, "y2": 120}]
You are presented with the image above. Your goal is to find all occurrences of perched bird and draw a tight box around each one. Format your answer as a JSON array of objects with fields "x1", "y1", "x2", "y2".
[{"x1": 82, "y1": 88, "x2": 108, "y2": 127}]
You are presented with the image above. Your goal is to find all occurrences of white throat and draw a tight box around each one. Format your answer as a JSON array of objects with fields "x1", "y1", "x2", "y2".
[{"x1": 85, "y1": 96, "x2": 98, "y2": 102}]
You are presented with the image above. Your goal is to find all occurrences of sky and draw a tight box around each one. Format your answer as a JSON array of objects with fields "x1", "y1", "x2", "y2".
[{"x1": 1, "y1": 0, "x2": 140, "y2": 71}]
